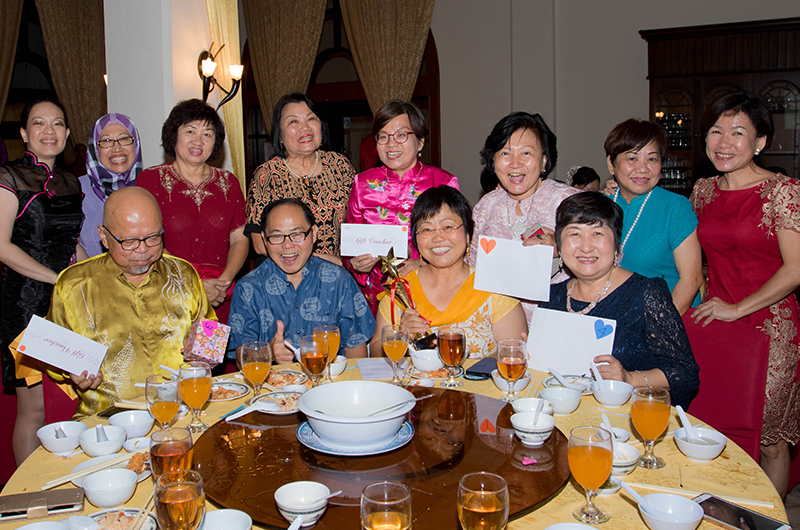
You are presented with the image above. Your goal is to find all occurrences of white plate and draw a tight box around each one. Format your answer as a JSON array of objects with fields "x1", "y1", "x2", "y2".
[
  {"x1": 71, "y1": 454, "x2": 150, "y2": 486},
  {"x1": 267, "y1": 369, "x2": 308, "y2": 388},
  {"x1": 543, "y1": 375, "x2": 594, "y2": 395},
  {"x1": 251, "y1": 392, "x2": 302, "y2": 415},
  {"x1": 296, "y1": 421, "x2": 414, "y2": 456},
  {"x1": 209, "y1": 382, "x2": 251, "y2": 402},
  {"x1": 89, "y1": 508, "x2": 157, "y2": 530}
]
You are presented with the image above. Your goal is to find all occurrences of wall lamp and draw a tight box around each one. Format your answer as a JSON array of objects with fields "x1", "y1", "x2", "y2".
[{"x1": 197, "y1": 43, "x2": 243, "y2": 110}]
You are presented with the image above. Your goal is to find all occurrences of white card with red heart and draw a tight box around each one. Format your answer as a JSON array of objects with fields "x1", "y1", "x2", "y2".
[
  {"x1": 340, "y1": 224, "x2": 409, "y2": 258},
  {"x1": 18, "y1": 315, "x2": 107, "y2": 376},
  {"x1": 526, "y1": 308, "x2": 616, "y2": 374},
  {"x1": 473, "y1": 236, "x2": 553, "y2": 301}
]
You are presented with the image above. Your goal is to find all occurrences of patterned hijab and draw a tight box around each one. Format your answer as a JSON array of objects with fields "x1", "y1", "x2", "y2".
[{"x1": 86, "y1": 113, "x2": 142, "y2": 201}]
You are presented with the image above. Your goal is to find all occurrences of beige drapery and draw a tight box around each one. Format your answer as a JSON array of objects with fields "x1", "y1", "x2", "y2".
[
  {"x1": 340, "y1": 0, "x2": 435, "y2": 115},
  {"x1": 241, "y1": 0, "x2": 326, "y2": 134},
  {"x1": 0, "y1": 0, "x2": 23, "y2": 126},
  {"x1": 206, "y1": 0, "x2": 246, "y2": 192},
  {"x1": 35, "y1": 0, "x2": 106, "y2": 145}
]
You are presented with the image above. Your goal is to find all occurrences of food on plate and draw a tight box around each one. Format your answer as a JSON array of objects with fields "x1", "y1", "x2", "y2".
[
  {"x1": 267, "y1": 371, "x2": 303, "y2": 387},
  {"x1": 264, "y1": 393, "x2": 300, "y2": 412},
  {"x1": 211, "y1": 385, "x2": 242, "y2": 400},
  {"x1": 126, "y1": 452, "x2": 149, "y2": 474},
  {"x1": 96, "y1": 510, "x2": 135, "y2": 530},
  {"x1": 415, "y1": 367, "x2": 449, "y2": 379}
]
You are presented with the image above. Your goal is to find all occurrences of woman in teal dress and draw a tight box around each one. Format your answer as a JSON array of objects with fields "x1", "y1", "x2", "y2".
[{"x1": 603, "y1": 119, "x2": 702, "y2": 315}]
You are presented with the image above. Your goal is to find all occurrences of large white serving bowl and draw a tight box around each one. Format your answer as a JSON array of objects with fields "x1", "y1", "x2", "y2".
[
  {"x1": 82, "y1": 468, "x2": 137, "y2": 508},
  {"x1": 297, "y1": 381, "x2": 415, "y2": 448},
  {"x1": 79, "y1": 425, "x2": 127, "y2": 457},
  {"x1": 410, "y1": 349, "x2": 444, "y2": 372},
  {"x1": 109, "y1": 410, "x2": 154, "y2": 439},
  {"x1": 673, "y1": 427, "x2": 727, "y2": 463},
  {"x1": 37, "y1": 421, "x2": 87, "y2": 454},
  {"x1": 638, "y1": 493, "x2": 703, "y2": 530},
  {"x1": 591, "y1": 380, "x2": 633, "y2": 408}
]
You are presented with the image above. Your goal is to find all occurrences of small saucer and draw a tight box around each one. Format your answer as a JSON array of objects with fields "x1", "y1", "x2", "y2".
[
  {"x1": 296, "y1": 421, "x2": 414, "y2": 456},
  {"x1": 596, "y1": 476, "x2": 621, "y2": 497}
]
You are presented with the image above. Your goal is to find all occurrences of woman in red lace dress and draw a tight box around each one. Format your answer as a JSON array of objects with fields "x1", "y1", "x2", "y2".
[{"x1": 688, "y1": 92, "x2": 800, "y2": 498}]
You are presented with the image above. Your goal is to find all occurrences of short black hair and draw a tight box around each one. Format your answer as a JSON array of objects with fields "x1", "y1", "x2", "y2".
[
  {"x1": 371, "y1": 100, "x2": 429, "y2": 143},
  {"x1": 410, "y1": 186, "x2": 474, "y2": 252},
  {"x1": 161, "y1": 99, "x2": 226, "y2": 160},
  {"x1": 700, "y1": 91, "x2": 774, "y2": 150},
  {"x1": 555, "y1": 192, "x2": 623, "y2": 254},
  {"x1": 271, "y1": 93, "x2": 330, "y2": 158},
  {"x1": 21, "y1": 97, "x2": 68, "y2": 129},
  {"x1": 480, "y1": 112, "x2": 557, "y2": 180},
  {"x1": 571, "y1": 167, "x2": 601, "y2": 188},
  {"x1": 604, "y1": 119, "x2": 666, "y2": 163},
  {"x1": 260, "y1": 197, "x2": 316, "y2": 231}
]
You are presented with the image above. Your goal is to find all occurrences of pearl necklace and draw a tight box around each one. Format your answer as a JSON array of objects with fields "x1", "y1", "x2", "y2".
[
  {"x1": 566, "y1": 268, "x2": 615, "y2": 315},
  {"x1": 613, "y1": 187, "x2": 653, "y2": 252},
  {"x1": 285, "y1": 150, "x2": 319, "y2": 184}
]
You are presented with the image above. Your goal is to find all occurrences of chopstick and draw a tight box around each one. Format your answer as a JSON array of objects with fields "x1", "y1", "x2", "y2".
[
  {"x1": 626, "y1": 482, "x2": 774, "y2": 509},
  {"x1": 42, "y1": 452, "x2": 138, "y2": 490},
  {"x1": 127, "y1": 490, "x2": 155, "y2": 530},
  {"x1": 525, "y1": 375, "x2": 540, "y2": 397},
  {"x1": 115, "y1": 399, "x2": 148, "y2": 410}
]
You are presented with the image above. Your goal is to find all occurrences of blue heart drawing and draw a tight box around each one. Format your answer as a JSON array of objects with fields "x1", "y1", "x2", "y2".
[{"x1": 594, "y1": 320, "x2": 613, "y2": 340}]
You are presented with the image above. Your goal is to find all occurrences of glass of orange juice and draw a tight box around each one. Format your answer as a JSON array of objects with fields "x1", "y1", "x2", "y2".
[
  {"x1": 568, "y1": 426, "x2": 613, "y2": 524},
  {"x1": 300, "y1": 335, "x2": 328, "y2": 387},
  {"x1": 178, "y1": 361, "x2": 212, "y2": 433},
  {"x1": 382, "y1": 325, "x2": 409, "y2": 386},
  {"x1": 313, "y1": 325, "x2": 340, "y2": 384},
  {"x1": 241, "y1": 341, "x2": 272, "y2": 397},
  {"x1": 146, "y1": 374, "x2": 181, "y2": 429},
  {"x1": 631, "y1": 386, "x2": 671, "y2": 469}
]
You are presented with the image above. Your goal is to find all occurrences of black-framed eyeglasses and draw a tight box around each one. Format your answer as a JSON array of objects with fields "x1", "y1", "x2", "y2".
[
  {"x1": 375, "y1": 131, "x2": 415, "y2": 145},
  {"x1": 265, "y1": 227, "x2": 313, "y2": 246},
  {"x1": 97, "y1": 136, "x2": 135, "y2": 149},
  {"x1": 102, "y1": 225, "x2": 164, "y2": 251},
  {"x1": 416, "y1": 224, "x2": 464, "y2": 238}
]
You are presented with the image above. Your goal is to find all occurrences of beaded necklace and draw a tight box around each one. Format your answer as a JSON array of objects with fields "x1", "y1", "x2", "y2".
[
  {"x1": 613, "y1": 187, "x2": 653, "y2": 252},
  {"x1": 566, "y1": 268, "x2": 615, "y2": 315},
  {"x1": 284, "y1": 150, "x2": 319, "y2": 186}
]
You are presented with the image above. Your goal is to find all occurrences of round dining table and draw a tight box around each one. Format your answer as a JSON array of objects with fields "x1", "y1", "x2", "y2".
[{"x1": 0, "y1": 360, "x2": 790, "y2": 530}]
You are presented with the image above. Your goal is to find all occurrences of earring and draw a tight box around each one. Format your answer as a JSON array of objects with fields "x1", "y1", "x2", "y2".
[
  {"x1": 558, "y1": 257, "x2": 563, "y2": 270},
  {"x1": 614, "y1": 252, "x2": 621, "y2": 267},
  {"x1": 465, "y1": 245, "x2": 471, "y2": 263},
  {"x1": 755, "y1": 149, "x2": 761, "y2": 155}
]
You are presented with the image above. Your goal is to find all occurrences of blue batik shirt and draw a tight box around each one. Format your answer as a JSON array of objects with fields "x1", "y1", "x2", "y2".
[{"x1": 227, "y1": 256, "x2": 375, "y2": 358}]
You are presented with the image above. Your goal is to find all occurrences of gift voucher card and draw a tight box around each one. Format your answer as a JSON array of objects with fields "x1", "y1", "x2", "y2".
[
  {"x1": 18, "y1": 315, "x2": 107, "y2": 376},
  {"x1": 340, "y1": 224, "x2": 409, "y2": 259}
]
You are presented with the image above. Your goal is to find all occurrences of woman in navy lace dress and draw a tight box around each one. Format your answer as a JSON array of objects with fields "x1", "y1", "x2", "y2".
[{"x1": 539, "y1": 192, "x2": 699, "y2": 408}]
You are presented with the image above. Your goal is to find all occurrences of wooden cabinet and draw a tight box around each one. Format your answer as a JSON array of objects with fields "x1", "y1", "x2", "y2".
[{"x1": 641, "y1": 18, "x2": 800, "y2": 195}]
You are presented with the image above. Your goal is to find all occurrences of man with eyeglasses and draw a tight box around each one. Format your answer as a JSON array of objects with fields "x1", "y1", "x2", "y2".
[
  {"x1": 41, "y1": 187, "x2": 215, "y2": 417},
  {"x1": 228, "y1": 198, "x2": 374, "y2": 364}
]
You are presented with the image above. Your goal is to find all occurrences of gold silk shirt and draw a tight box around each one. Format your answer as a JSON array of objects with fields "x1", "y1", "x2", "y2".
[{"x1": 47, "y1": 253, "x2": 216, "y2": 418}]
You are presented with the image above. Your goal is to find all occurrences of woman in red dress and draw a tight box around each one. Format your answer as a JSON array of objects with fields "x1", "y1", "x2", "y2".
[
  {"x1": 137, "y1": 99, "x2": 247, "y2": 323},
  {"x1": 688, "y1": 92, "x2": 800, "y2": 498}
]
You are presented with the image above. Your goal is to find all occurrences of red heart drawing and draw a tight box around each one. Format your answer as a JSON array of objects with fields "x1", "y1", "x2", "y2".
[
  {"x1": 480, "y1": 238, "x2": 496, "y2": 254},
  {"x1": 202, "y1": 321, "x2": 218, "y2": 338},
  {"x1": 479, "y1": 418, "x2": 496, "y2": 433},
  {"x1": 18, "y1": 344, "x2": 25, "y2": 352},
  {"x1": 401, "y1": 226, "x2": 408, "y2": 232}
]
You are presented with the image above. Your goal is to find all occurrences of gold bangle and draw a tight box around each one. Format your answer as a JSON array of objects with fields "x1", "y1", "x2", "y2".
[{"x1": 637, "y1": 370, "x2": 650, "y2": 387}]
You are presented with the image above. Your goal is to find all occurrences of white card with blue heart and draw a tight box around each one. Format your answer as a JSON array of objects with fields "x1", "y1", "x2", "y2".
[{"x1": 526, "y1": 308, "x2": 616, "y2": 374}]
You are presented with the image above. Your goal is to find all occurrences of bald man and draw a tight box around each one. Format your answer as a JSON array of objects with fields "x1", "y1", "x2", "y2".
[{"x1": 46, "y1": 187, "x2": 215, "y2": 417}]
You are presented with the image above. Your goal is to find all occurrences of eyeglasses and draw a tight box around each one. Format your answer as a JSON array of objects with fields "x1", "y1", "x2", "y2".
[
  {"x1": 416, "y1": 224, "x2": 464, "y2": 238},
  {"x1": 103, "y1": 225, "x2": 164, "y2": 251},
  {"x1": 265, "y1": 227, "x2": 313, "y2": 246},
  {"x1": 375, "y1": 131, "x2": 415, "y2": 145},
  {"x1": 97, "y1": 136, "x2": 135, "y2": 149}
]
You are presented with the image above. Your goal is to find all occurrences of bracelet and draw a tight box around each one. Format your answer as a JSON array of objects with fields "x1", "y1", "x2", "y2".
[{"x1": 637, "y1": 370, "x2": 650, "y2": 387}]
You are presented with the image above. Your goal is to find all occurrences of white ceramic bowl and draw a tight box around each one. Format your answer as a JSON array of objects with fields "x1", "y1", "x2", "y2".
[
  {"x1": 123, "y1": 436, "x2": 150, "y2": 453},
  {"x1": 201, "y1": 508, "x2": 253, "y2": 530},
  {"x1": 410, "y1": 349, "x2": 444, "y2": 372},
  {"x1": 591, "y1": 380, "x2": 633, "y2": 408},
  {"x1": 274, "y1": 481, "x2": 330, "y2": 527},
  {"x1": 511, "y1": 397, "x2": 554, "y2": 415},
  {"x1": 673, "y1": 427, "x2": 727, "y2": 463},
  {"x1": 638, "y1": 493, "x2": 704, "y2": 530},
  {"x1": 82, "y1": 468, "x2": 137, "y2": 508},
  {"x1": 329, "y1": 355, "x2": 348, "y2": 378},
  {"x1": 109, "y1": 410, "x2": 154, "y2": 439},
  {"x1": 283, "y1": 384, "x2": 308, "y2": 394},
  {"x1": 37, "y1": 421, "x2": 88, "y2": 454},
  {"x1": 17, "y1": 522, "x2": 70, "y2": 530},
  {"x1": 611, "y1": 442, "x2": 640, "y2": 476},
  {"x1": 538, "y1": 387, "x2": 581, "y2": 415},
  {"x1": 79, "y1": 425, "x2": 127, "y2": 457},
  {"x1": 491, "y1": 370, "x2": 532, "y2": 393},
  {"x1": 596, "y1": 475, "x2": 622, "y2": 497},
  {"x1": 510, "y1": 412, "x2": 556, "y2": 447},
  {"x1": 297, "y1": 381, "x2": 415, "y2": 448}
]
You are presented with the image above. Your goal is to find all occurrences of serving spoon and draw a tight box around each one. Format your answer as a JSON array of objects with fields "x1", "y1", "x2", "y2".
[
  {"x1": 368, "y1": 394, "x2": 434, "y2": 416},
  {"x1": 547, "y1": 367, "x2": 583, "y2": 391},
  {"x1": 601, "y1": 413, "x2": 618, "y2": 459}
]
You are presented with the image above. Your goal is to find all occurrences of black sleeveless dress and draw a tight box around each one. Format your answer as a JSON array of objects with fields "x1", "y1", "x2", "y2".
[{"x1": 0, "y1": 152, "x2": 83, "y2": 386}]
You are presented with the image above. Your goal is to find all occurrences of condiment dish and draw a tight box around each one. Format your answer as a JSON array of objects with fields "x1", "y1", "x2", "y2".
[{"x1": 274, "y1": 481, "x2": 330, "y2": 527}]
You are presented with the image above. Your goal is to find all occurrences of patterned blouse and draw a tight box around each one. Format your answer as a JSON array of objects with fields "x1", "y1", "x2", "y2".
[{"x1": 245, "y1": 151, "x2": 355, "y2": 256}]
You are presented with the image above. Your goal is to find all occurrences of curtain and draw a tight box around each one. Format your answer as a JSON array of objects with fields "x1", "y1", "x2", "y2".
[
  {"x1": 35, "y1": 0, "x2": 106, "y2": 145},
  {"x1": 206, "y1": 0, "x2": 246, "y2": 192},
  {"x1": 340, "y1": 0, "x2": 435, "y2": 115},
  {"x1": 0, "y1": 0, "x2": 23, "y2": 126},
  {"x1": 241, "y1": 0, "x2": 326, "y2": 134}
]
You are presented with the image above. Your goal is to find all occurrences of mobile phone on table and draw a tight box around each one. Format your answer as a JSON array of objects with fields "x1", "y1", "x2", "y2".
[
  {"x1": 0, "y1": 489, "x2": 84, "y2": 521},
  {"x1": 464, "y1": 356, "x2": 497, "y2": 381},
  {"x1": 692, "y1": 493, "x2": 791, "y2": 530}
]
